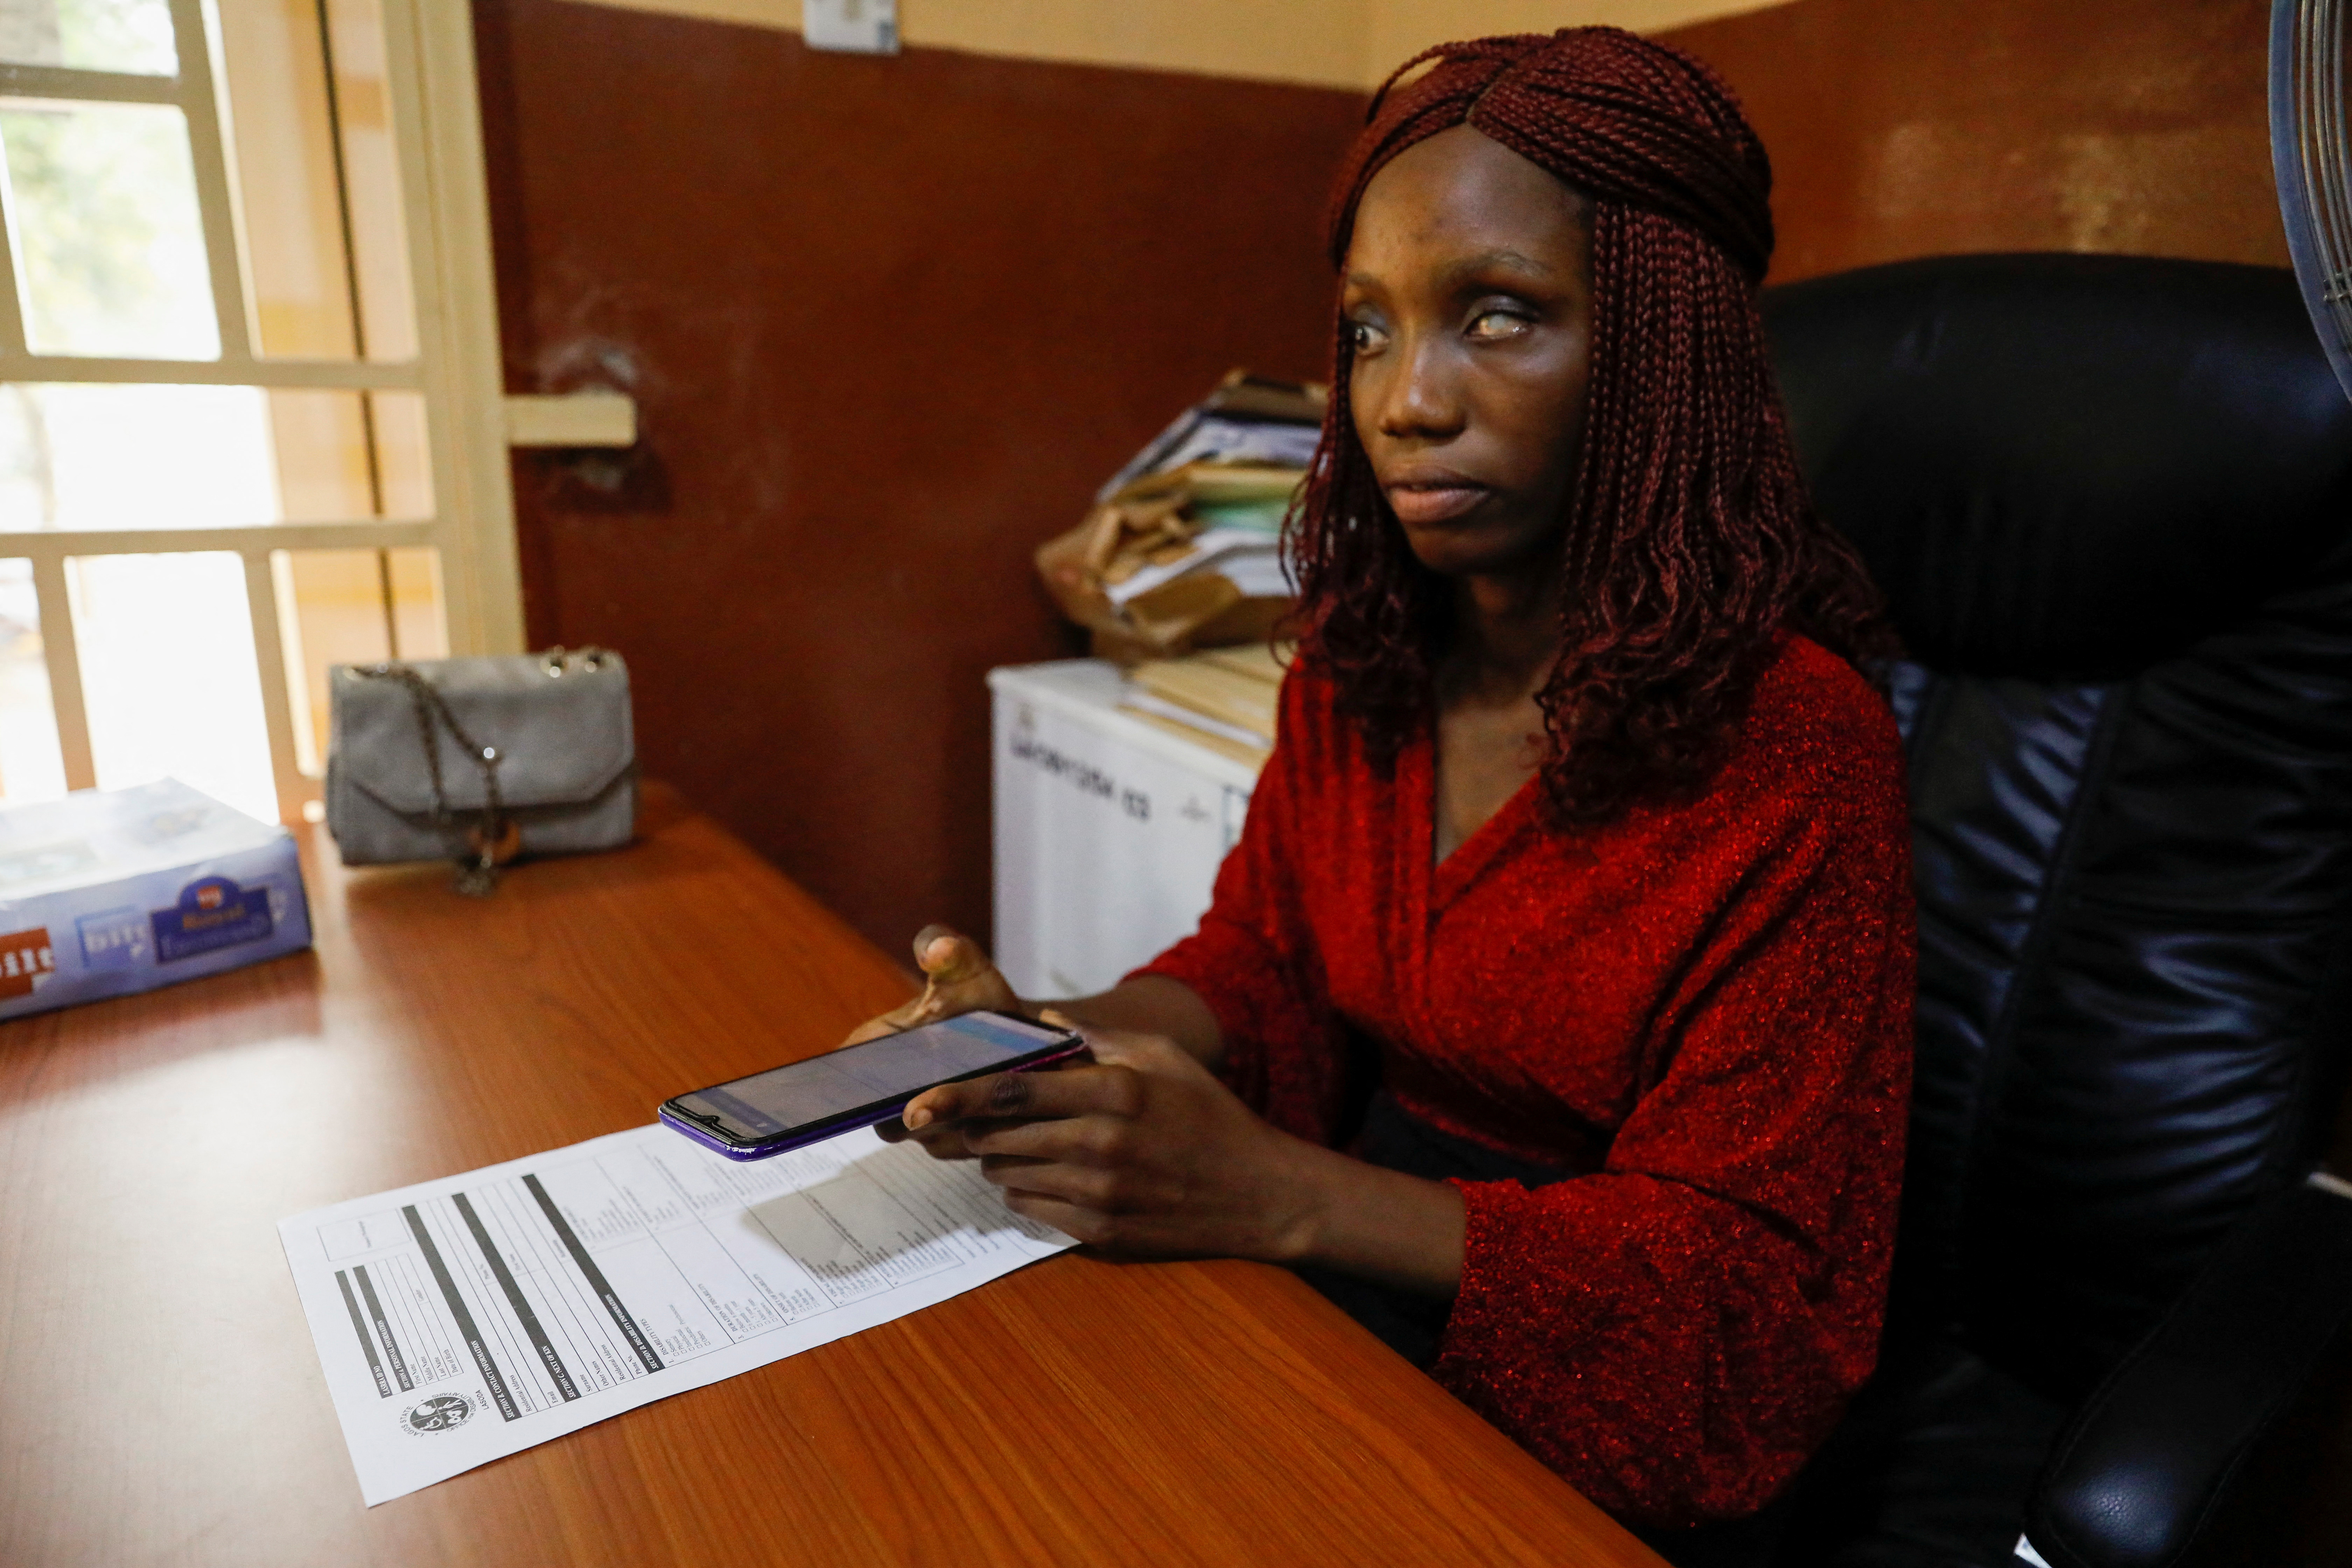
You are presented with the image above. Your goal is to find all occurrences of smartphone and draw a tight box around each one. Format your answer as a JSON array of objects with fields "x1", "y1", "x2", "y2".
[{"x1": 658, "y1": 1010, "x2": 1087, "y2": 1160}]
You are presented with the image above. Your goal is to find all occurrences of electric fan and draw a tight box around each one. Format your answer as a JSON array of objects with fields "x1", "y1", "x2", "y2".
[{"x1": 2274, "y1": 0, "x2": 2352, "y2": 403}]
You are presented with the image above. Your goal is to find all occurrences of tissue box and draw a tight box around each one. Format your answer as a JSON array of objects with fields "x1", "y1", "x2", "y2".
[{"x1": 0, "y1": 778, "x2": 313, "y2": 1020}]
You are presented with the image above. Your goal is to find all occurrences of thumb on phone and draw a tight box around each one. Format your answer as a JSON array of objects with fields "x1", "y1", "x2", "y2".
[{"x1": 839, "y1": 924, "x2": 1026, "y2": 1046}]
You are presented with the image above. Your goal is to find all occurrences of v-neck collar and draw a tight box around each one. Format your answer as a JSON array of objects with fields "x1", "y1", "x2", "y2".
[
  {"x1": 1384, "y1": 724, "x2": 1542, "y2": 1058},
  {"x1": 1404, "y1": 726, "x2": 1543, "y2": 921}
]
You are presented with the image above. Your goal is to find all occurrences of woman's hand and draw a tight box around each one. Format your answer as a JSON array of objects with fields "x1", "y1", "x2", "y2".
[
  {"x1": 886, "y1": 1014, "x2": 1330, "y2": 1263},
  {"x1": 841, "y1": 924, "x2": 1028, "y2": 1047}
]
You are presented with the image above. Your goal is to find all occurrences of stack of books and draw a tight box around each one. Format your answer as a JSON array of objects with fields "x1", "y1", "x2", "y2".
[
  {"x1": 1119, "y1": 641, "x2": 1292, "y2": 769},
  {"x1": 1037, "y1": 372, "x2": 1324, "y2": 662},
  {"x1": 1097, "y1": 462, "x2": 1301, "y2": 611},
  {"x1": 1096, "y1": 371, "x2": 1325, "y2": 489}
]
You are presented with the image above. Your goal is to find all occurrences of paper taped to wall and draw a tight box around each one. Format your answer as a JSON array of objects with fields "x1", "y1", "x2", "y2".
[{"x1": 281, "y1": 1122, "x2": 1070, "y2": 1504}]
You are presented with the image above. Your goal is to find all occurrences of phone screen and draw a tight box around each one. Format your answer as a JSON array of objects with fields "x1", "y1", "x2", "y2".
[{"x1": 667, "y1": 1011, "x2": 1075, "y2": 1147}]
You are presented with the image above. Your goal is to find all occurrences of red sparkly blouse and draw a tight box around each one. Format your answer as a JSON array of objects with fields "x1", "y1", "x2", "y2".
[{"x1": 1135, "y1": 634, "x2": 1914, "y2": 1528}]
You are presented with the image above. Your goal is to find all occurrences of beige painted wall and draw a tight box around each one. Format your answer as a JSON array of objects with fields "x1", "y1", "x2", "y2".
[
  {"x1": 1362, "y1": 0, "x2": 1782, "y2": 81},
  {"x1": 558, "y1": 0, "x2": 1788, "y2": 88}
]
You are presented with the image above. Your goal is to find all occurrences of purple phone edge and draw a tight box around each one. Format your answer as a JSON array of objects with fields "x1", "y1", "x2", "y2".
[{"x1": 658, "y1": 1032, "x2": 1088, "y2": 1161}]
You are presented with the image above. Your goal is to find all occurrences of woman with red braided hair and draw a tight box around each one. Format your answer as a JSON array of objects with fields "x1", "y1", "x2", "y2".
[{"x1": 847, "y1": 28, "x2": 1912, "y2": 1557}]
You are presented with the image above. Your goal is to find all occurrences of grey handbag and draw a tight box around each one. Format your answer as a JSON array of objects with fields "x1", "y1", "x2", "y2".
[{"x1": 325, "y1": 646, "x2": 637, "y2": 894}]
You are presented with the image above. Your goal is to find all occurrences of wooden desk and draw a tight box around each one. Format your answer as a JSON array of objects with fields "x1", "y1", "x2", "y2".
[{"x1": 0, "y1": 787, "x2": 1664, "y2": 1568}]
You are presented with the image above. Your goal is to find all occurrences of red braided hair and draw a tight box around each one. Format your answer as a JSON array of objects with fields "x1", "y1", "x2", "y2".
[{"x1": 1289, "y1": 28, "x2": 1897, "y2": 824}]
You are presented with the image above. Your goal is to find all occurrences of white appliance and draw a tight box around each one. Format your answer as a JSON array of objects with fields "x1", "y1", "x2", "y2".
[{"x1": 988, "y1": 660, "x2": 1261, "y2": 1000}]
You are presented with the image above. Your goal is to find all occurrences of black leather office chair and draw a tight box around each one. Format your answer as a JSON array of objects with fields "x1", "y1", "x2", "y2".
[{"x1": 1756, "y1": 254, "x2": 2352, "y2": 1568}]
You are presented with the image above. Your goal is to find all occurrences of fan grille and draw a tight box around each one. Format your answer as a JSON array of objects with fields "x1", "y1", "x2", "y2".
[{"x1": 2274, "y1": 0, "x2": 2352, "y2": 404}]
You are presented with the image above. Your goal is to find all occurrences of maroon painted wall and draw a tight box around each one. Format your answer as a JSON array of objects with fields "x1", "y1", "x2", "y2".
[
  {"x1": 474, "y1": 0, "x2": 2283, "y2": 964},
  {"x1": 1660, "y1": 0, "x2": 2283, "y2": 283},
  {"x1": 471, "y1": 0, "x2": 1360, "y2": 957}
]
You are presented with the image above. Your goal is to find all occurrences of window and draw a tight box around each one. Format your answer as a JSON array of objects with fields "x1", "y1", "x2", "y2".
[{"x1": 0, "y1": 0, "x2": 519, "y2": 822}]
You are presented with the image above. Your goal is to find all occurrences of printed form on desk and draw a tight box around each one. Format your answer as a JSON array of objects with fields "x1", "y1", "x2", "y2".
[{"x1": 280, "y1": 1124, "x2": 1072, "y2": 1504}]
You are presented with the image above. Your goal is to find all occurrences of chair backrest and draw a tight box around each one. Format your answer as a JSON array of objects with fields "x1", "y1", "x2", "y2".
[{"x1": 1763, "y1": 253, "x2": 2352, "y2": 1400}]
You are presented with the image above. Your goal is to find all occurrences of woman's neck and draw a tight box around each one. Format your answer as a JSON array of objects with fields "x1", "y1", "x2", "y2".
[
  {"x1": 1445, "y1": 567, "x2": 1561, "y2": 702},
  {"x1": 1428, "y1": 563, "x2": 1562, "y2": 865}
]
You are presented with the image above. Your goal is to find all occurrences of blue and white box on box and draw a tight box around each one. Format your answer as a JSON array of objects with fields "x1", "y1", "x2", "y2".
[{"x1": 0, "y1": 778, "x2": 312, "y2": 1019}]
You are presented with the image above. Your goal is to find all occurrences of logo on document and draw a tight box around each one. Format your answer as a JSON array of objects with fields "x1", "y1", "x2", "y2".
[
  {"x1": 397, "y1": 1393, "x2": 475, "y2": 1435},
  {"x1": 78, "y1": 908, "x2": 146, "y2": 970},
  {"x1": 149, "y1": 875, "x2": 274, "y2": 964},
  {"x1": 0, "y1": 926, "x2": 55, "y2": 999}
]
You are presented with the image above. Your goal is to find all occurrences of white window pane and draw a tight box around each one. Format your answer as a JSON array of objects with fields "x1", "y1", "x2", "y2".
[
  {"x1": 0, "y1": 100, "x2": 218, "y2": 359},
  {"x1": 0, "y1": 0, "x2": 177, "y2": 75},
  {"x1": 272, "y1": 547, "x2": 385, "y2": 778},
  {"x1": 71, "y1": 551, "x2": 276, "y2": 823},
  {"x1": 0, "y1": 383, "x2": 272, "y2": 527},
  {"x1": 386, "y1": 545, "x2": 443, "y2": 659},
  {"x1": 0, "y1": 556, "x2": 63, "y2": 802},
  {"x1": 0, "y1": 383, "x2": 414, "y2": 529},
  {"x1": 216, "y1": 0, "x2": 355, "y2": 359},
  {"x1": 270, "y1": 545, "x2": 444, "y2": 778},
  {"x1": 212, "y1": 0, "x2": 417, "y2": 364},
  {"x1": 369, "y1": 389, "x2": 432, "y2": 516},
  {"x1": 264, "y1": 386, "x2": 372, "y2": 520},
  {"x1": 323, "y1": 0, "x2": 414, "y2": 360}
]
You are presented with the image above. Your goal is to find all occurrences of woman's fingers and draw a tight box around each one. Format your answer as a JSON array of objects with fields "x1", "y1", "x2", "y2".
[
  {"x1": 1037, "y1": 1013, "x2": 1187, "y2": 1073},
  {"x1": 902, "y1": 1062, "x2": 1140, "y2": 1130},
  {"x1": 840, "y1": 996, "x2": 931, "y2": 1046},
  {"x1": 913, "y1": 924, "x2": 991, "y2": 983},
  {"x1": 979, "y1": 1153, "x2": 1119, "y2": 1210},
  {"x1": 962, "y1": 1111, "x2": 1127, "y2": 1166},
  {"x1": 996, "y1": 1190, "x2": 1112, "y2": 1247},
  {"x1": 874, "y1": 1116, "x2": 978, "y2": 1159},
  {"x1": 839, "y1": 925, "x2": 1024, "y2": 1047},
  {"x1": 904, "y1": 926, "x2": 1023, "y2": 1022}
]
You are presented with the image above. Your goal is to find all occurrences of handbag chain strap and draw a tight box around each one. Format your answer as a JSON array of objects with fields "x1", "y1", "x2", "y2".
[
  {"x1": 351, "y1": 666, "x2": 507, "y2": 896},
  {"x1": 352, "y1": 647, "x2": 610, "y2": 896}
]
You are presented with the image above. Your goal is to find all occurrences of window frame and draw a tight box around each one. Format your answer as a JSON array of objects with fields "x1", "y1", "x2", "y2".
[{"x1": 0, "y1": 0, "x2": 522, "y2": 821}]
